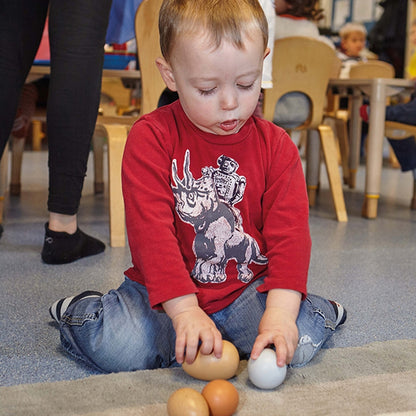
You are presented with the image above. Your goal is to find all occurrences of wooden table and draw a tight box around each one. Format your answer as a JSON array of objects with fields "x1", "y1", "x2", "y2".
[
  {"x1": 29, "y1": 65, "x2": 141, "y2": 81},
  {"x1": 328, "y1": 77, "x2": 414, "y2": 218}
]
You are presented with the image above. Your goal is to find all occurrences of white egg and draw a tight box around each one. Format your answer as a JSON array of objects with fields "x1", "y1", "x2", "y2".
[{"x1": 247, "y1": 348, "x2": 287, "y2": 389}]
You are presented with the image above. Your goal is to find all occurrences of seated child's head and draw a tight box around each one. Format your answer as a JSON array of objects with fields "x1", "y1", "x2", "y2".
[
  {"x1": 274, "y1": 0, "x2": 323, "y2": 21},
  {"x1": 339, "y1": 22, "x2": 367, "y2": 57},
  {"x1": 157, "y1": 0, "x2": 269, "y2": 136}
]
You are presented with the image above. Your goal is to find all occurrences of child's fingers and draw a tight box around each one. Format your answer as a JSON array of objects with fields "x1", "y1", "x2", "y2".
[
  {"x1": 273, "y1": 337, "x2": 289, "y2": 367},
  {"x1": 184, "y1": 333, "x2": 200, "y2": 364},
  {"x1": 250, "y1": 334, "x2": 272, "y2": 360},
  {"x1": 212, "y1": 331, "x2": 223, "y2": 359},
  {"x1": 175, "y1": 334, "x2": 186, "y2": 364}
]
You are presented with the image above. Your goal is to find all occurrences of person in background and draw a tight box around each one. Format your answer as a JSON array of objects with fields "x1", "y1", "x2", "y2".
[
  {"x1": 360, "y1": 19, "x2": 416, "y2": 198},
  {"x1": 336, "y1": 22, "x2": 367, "y2": 78},
  {"x1": 0, "y1": 0, "x2": 112, "y2": 263},
  {"x1": 272, "y1": 0, "x2": 333, "y2": 129},
  {"x1": 274, "y1": 0, "x2": 330, "y2": 45},
  {"x1": 48, "y1": 0, "x2": 346, "y2": 374},
  {"x1": 367, "y1": 0, "x2": 407, "y2": 78}
]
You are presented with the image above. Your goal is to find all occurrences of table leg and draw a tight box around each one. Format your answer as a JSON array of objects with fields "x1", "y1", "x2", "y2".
[
  {"x1": 362, "y1": 79, "x2": 386, "y2": 219},
  {"x1": 348, "y1": 89, "x2": 363, "y2": 189}
]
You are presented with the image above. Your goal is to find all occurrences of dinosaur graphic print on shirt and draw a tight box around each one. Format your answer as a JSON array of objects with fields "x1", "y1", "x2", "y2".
[{"x1": 171, "y1": 150, "x2": 268, "y2": 284}]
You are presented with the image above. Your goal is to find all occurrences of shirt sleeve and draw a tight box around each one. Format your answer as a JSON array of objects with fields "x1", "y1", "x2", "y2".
[
  {"x1": 256, "y1": 125, "x2": 311, "y2": 298},
  {"x1": 122, "y1": 115, "x2": 198, "y2": 309}
]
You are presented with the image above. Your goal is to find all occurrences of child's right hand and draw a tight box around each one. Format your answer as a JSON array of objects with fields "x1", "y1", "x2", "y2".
[{"x1": 162, "y1": 294, "x2": 223, "y2": 365}]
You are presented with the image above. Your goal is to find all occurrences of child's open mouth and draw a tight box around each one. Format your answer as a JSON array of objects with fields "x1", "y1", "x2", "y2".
[{"x1": 220, "y1": 119, "x2": 238, "y2": 131}]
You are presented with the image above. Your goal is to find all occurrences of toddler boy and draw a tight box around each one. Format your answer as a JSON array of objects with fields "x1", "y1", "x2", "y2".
[
  {"x1": 337, "y1": 22, "x2": 367, "y2": 78},
  {"x1": 49, "y1": 0, "x2": 346, "y2": 373}
]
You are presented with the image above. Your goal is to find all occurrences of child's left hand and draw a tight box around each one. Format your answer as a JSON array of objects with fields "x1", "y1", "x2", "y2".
[
  {"x1": 251, "y1": 306, "x2": 299, "y2": 367},
  {"x1": 250, "y1": 289, "x2": 301, "y2": 367}
]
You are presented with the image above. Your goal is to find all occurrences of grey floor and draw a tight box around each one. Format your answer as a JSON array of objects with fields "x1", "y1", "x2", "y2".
[{"x1": 1, "y1": 147, "x2": 415, "y2": 387}]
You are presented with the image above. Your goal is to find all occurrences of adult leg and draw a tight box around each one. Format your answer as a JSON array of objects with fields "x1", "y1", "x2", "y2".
[
  {"x1": 0, "y1": 0, "x2": 48, "y2": 238},
  {"x1": 55, "y1": 278, "x2": 177, "y2": 373},
  {"x1": 386, "y1": 136, "x2": 416, "y2": 172},
  {"x1": 385, "y1": 99, "x2": 416, "y2": 125},
  {"x1": 385, "y1": 102, "x2": 416, "y2": 171},
  {"x1": 366, "y1": 101, "x2": 416, "y2": 172},
  {"x1": 0, "y1": 0, "x2": 49, "y2": 156},
  {"x1": 41, "y1": 0, "x2": 112, "y2": 263}
]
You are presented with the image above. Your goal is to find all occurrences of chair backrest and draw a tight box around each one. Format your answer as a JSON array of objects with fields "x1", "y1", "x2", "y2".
[
  {"x1": 349, "y1": 60, "x2": 395, "y2": 79},
  {"x1": 263, "y1": 36, "x2": 336, "y2": 129},
  {"x1": 331, "y1": 56, "x2": 342, "y2": 78},
  {"x1": 135, "y1": 0, "x2": 166, "y2": 116}
]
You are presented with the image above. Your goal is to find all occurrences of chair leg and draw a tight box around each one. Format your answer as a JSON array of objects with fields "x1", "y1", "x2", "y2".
[
  {"x1": 334, "y1": 118, "x2": 350, "y2": 185},
  {"x1": 10, "y1": 136, "x2": 25, "y2": 196},
  {"x1": 104, "y1": 124, "x2": 129, "y2": 247},
  {"x1": 305, "y1": 130, "x2": 321, "y2": 207},
  {"x1": 31, "y1": 119, "x2": 45, "y2": 151},
  {"x1": 92, "y1": 125, "x2": 106, "y2": 194},
  {"x1": 388, "y1": 147, "x2": 400, "y2": 169},
  {"x1": 318, "y1": 125, "x2": 348, "y2": 222}
]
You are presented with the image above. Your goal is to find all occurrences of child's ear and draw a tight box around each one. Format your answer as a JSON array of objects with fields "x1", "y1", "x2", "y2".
[{"x1": 156, "y1": 57, "x2": 177, "y2": 91}]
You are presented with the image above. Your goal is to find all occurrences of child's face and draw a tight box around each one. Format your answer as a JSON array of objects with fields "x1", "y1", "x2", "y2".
[
  {"x1": 341, "y1": 31, "x2": 366, "y2": 57},
  {"x1": 158, "y1": 31, "x2": 266, "y2": 136}
]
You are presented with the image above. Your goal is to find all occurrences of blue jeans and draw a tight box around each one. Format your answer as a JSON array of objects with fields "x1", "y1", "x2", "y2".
[{"x1": 59, "y1": 277, "x2": 341, "y2": 373}]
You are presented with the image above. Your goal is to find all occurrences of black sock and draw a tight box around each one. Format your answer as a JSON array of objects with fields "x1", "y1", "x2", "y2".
[{"x1": 41, "y1": 222, "x2": 105, "y2": 264}]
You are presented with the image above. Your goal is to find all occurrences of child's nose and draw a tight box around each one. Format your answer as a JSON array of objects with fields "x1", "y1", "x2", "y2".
[{"x1": 220, "y1": 89, "x2": 238, "y2": 110}]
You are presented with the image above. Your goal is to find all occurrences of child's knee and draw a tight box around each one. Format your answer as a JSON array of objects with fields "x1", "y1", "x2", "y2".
[{"x1": 289, "y1": 335, "x2": 324, "y2": 368}]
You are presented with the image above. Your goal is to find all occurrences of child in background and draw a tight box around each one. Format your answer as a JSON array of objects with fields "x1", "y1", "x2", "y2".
[
  {"x1": 337, "y1": 22, "x2": 367, "y2": 78},
  {"x1": 49, "y1": 0, "x2": 346, "y2": 374}
]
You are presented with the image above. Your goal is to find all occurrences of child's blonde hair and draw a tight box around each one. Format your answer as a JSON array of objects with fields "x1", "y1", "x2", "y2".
[
  {"x1": 159, "y1": 0, "x2": 268, "y2": 62},
  {"x1": 339, "y1": 22, "x2": 367, "y2": 40}
]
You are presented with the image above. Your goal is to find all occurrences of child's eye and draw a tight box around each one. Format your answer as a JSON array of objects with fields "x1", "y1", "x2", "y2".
[
  {"x1": 238, "y1": 83, "x2": 255, "y2": 91},
  {"x1": 199, "y1": 88, "x2": 216, "y2": 96}
]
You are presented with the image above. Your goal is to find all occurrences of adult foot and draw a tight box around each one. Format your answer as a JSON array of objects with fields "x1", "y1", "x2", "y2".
[{"x1": 41, "y1": 223, "x2": 105, "y2": 264}]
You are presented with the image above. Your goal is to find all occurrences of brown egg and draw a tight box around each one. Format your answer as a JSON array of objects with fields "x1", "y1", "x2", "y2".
[
  {"x1": 202, "y1": 379, "x2": 239, "y2": 416},
  {"x1": 182, "y1": 340, "x2": 240, "y2": 381},
  {"x1": 167, "y1": 387, "x2": 210, "y2": 416}
]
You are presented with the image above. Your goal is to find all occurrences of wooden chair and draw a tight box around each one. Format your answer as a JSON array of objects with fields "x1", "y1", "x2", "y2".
[
  {"x1": 135, "y1": 0, "x2": 165, "y2": 116},
  {"x1": 93, "y1": 0, "x2": 165, "y2": 246},
  {"x1": 324, "y1": 57, "x2": 351, "y2": 186},
  {"x1": 384, "y1": 121, "x2": 416, "y2": 209},
  {"x1": 263, "y1": 36, "x2": 347, "y2": 222},
  {"x1": 349, "y1": 60, "x2": 395, "y2": 80}
]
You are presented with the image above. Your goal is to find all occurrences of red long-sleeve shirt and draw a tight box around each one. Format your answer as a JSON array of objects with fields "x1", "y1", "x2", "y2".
[{"x1": 122, "y1": 100, "x2": 311, "y2": 314}]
